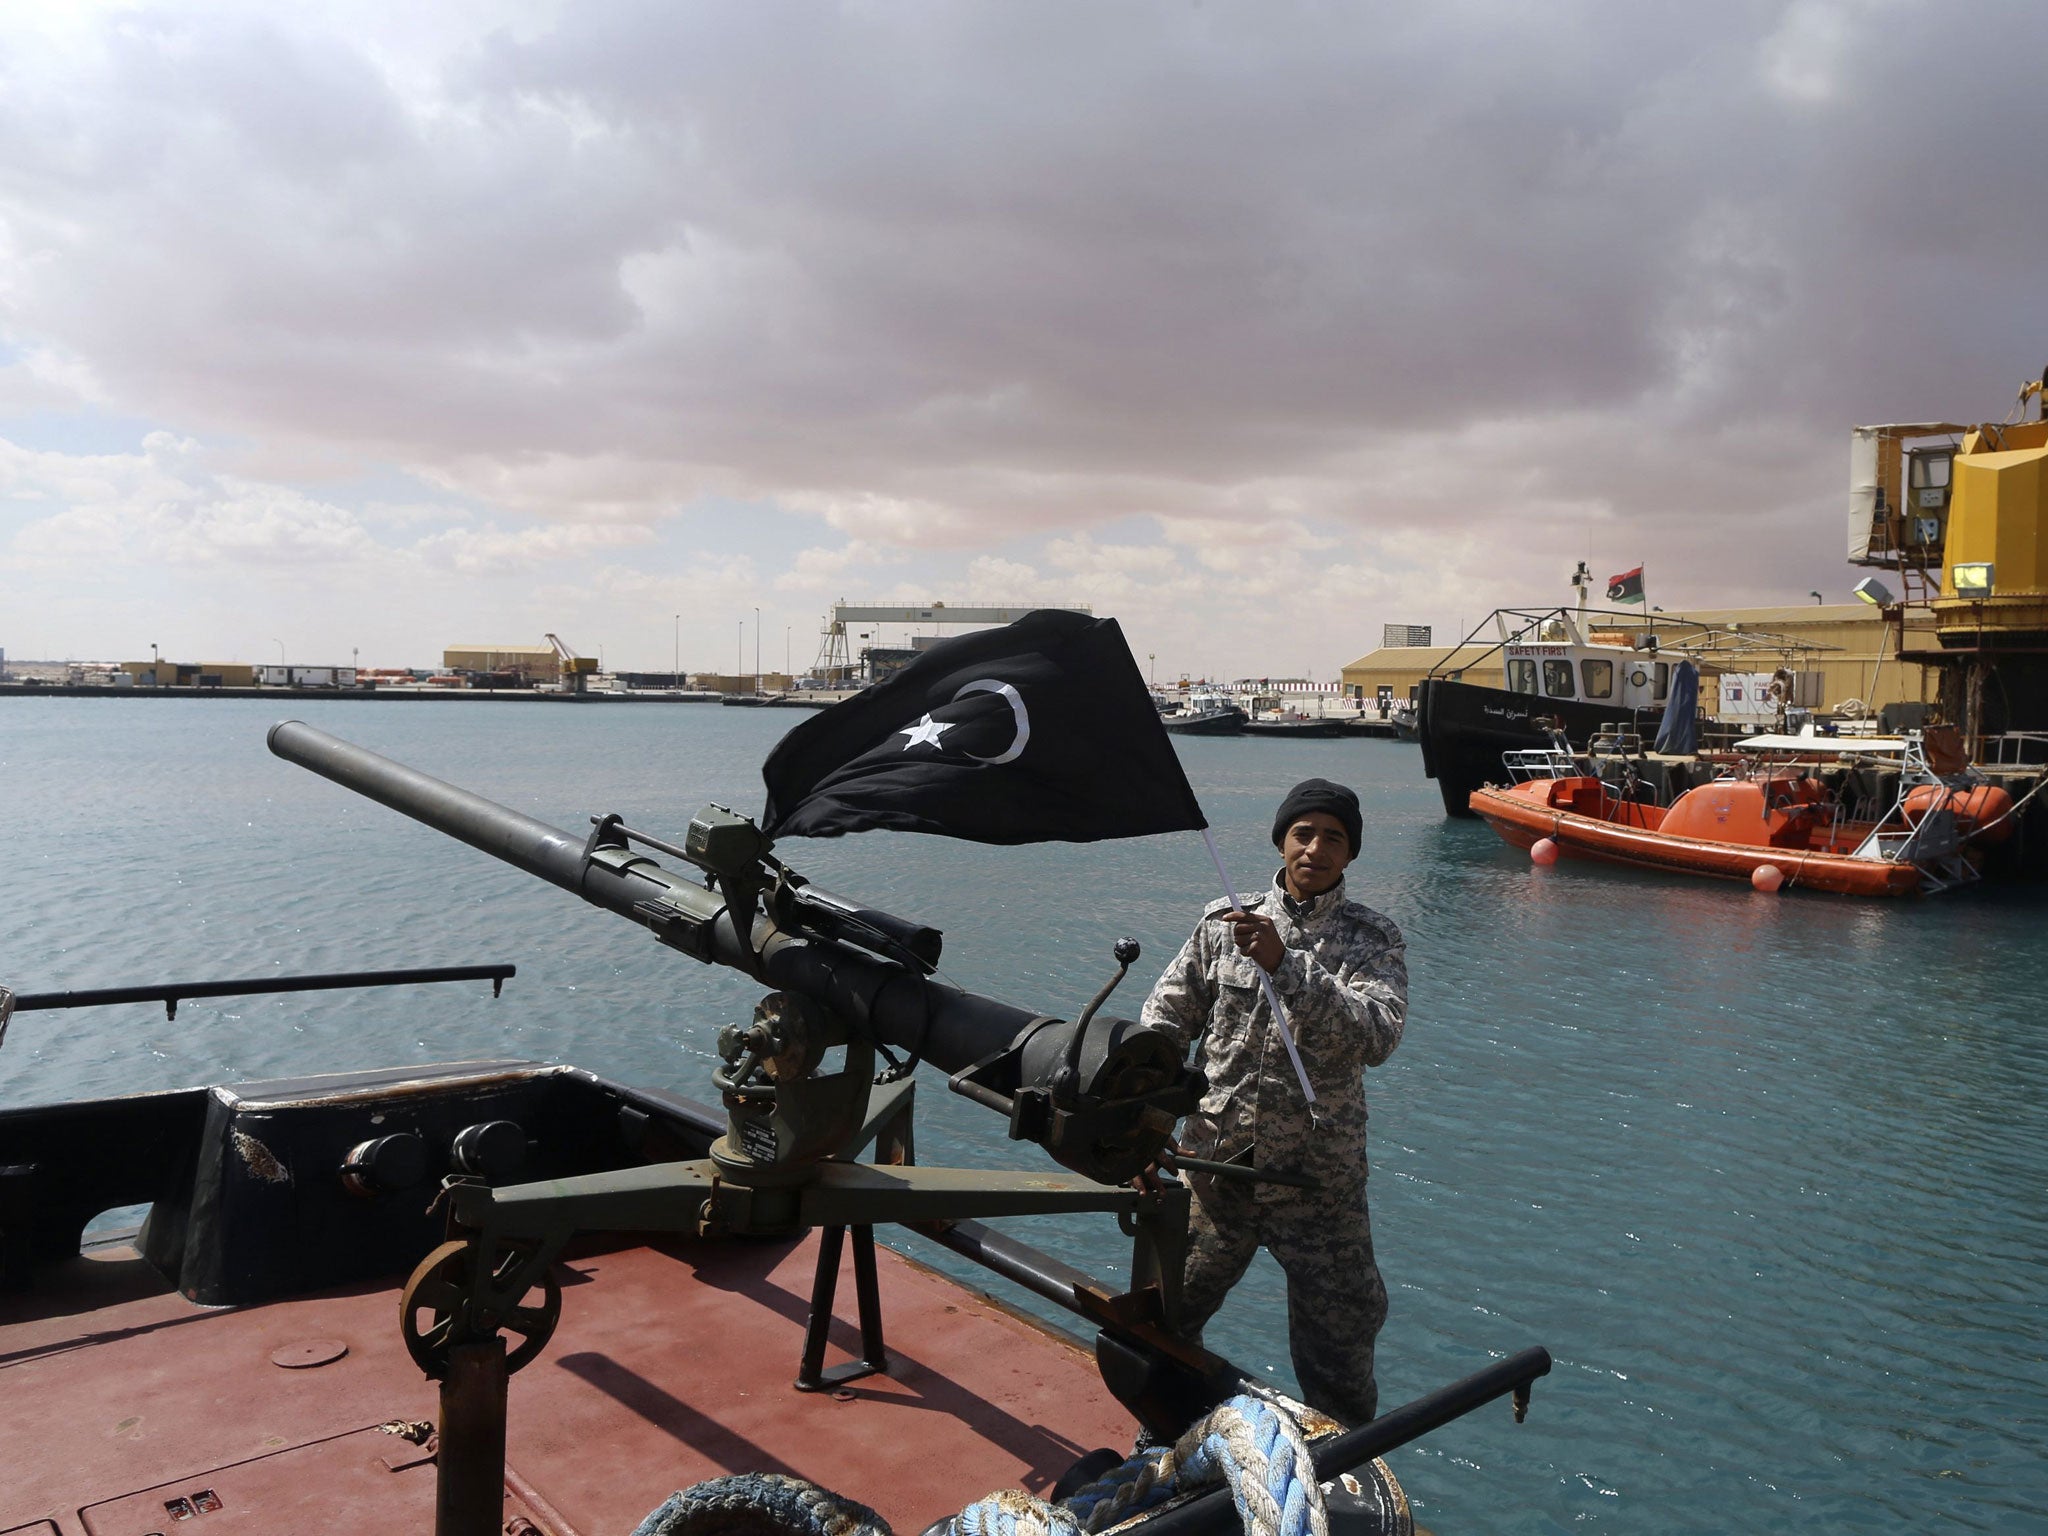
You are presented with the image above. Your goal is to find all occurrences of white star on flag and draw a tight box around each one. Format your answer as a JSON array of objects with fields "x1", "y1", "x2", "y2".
[{"x1": 897, "y1": 713, "x2": 953, "y2": 750}]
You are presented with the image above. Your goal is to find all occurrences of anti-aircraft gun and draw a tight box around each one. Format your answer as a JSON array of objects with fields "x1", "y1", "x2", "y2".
[
  {"x1": 268, "y1": 722, "x2": 1553, "y2": 1536},
  {"x1": 266, "y1": 723, "x2": 1217, "y2": 1413}
]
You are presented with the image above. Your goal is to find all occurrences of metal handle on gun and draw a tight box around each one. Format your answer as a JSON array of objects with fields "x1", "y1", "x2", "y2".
[{"x1": 1157, "y1": 1146, "x2": 1318, "y2": 1190}]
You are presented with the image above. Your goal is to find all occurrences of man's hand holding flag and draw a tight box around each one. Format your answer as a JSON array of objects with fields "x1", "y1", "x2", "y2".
[{"x1": 760, "y1": 609, "x2": 1317, "y2": 1108}]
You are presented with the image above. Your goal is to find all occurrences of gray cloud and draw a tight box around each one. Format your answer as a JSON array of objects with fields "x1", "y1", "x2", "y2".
[{"x1": 4, "y1": 0, "x2": 2047, "y2": 655}]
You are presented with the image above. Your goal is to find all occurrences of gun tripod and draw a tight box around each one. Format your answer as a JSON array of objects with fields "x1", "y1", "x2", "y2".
[{"x1": 400, "y1": 1076, "x2": 1193, "y2": 1536}]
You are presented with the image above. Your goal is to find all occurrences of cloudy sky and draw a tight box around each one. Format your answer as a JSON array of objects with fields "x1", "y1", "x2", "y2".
[{"x1": 3, "y1": 0, "x2": 2044, "y2": 679}]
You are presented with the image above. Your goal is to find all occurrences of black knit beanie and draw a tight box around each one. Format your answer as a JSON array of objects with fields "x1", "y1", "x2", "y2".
[{"x1": 1270, "y1": 778, "x2": 1362, "y2": 853}]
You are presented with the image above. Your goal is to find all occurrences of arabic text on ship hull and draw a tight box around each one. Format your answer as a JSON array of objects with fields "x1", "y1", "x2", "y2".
[{"x1": 1415, "y1": 676, "x2": 1658, "y2": 818}]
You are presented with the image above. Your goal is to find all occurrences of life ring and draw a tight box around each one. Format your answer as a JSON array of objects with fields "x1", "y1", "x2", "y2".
[{"x1": 1629, "y1": 668, "x2": 1649, "y2": 688}]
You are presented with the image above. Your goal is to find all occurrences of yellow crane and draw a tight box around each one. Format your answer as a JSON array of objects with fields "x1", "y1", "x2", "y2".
[
  {"x1": 1851, "y1": 369, "x2": 2048, "y2": 753},
  {"x1": 543, "y1": 633, "x2": 599, "y2": 695}
]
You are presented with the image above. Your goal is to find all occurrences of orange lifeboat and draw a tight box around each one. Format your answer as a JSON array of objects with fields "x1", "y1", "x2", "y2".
[
  {"x1": 1469, "y1": 774, "x2": 1923, "y2": 896},
  {"x1": 1902, "y1": 782, "x2": 2017, "y2": 845}
]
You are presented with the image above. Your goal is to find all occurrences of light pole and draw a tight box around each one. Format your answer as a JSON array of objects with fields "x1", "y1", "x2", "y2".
[
  {"x1": 754, "y1": 606, "x2": 761, "y2": 692},
  {"x1": 737, "y1": 619, "x2": 743, "y2": 687},
  {"x1": 1148, "y1": 652, "x2": 1155, "y2": 685},
  {"x1": 785, "y1": 626, "x2": 791, "y2": 678},
  {"x1": 674, "y1": 614, "x2": 681, "y2": 687},
  {"x1": 273, "y1": 638, "x2": 285, "y2": 666}
]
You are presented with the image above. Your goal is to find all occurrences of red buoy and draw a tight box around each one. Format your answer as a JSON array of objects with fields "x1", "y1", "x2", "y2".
[
  {"x1": 1752, "y1": 864, "x2": 1784, "y2": 893},
  {"x1": 1530, "y1": 837, "x2": 1559, "y2": 866}
]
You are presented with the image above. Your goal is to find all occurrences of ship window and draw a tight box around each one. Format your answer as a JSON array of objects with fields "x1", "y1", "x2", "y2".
[
  {"x1": 1542, "y1": 660, "x2": 1575, "y2": 697},
  {"x1": 1581, "y1": 659, "x2": 1614, "y2": 699},
  {"x1": 1506, "y1": 658, "x2": 1538, "y2": 694},
  {"x1": 1908, "y1": 450, "x2": 1951, "y2": 489},
  {"x1": 1654, "y1": 662, "x2": 1670, "y2": 699}
]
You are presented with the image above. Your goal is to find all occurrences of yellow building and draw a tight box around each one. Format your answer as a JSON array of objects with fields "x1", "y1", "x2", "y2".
[
  {"x1": 1339, "y1": 644, "x2": 1503, "y2": 708},
  {"x1": 691, "y1": 672, "x2": 797, "y2": 694},
  {"x1": 443, "y1": 646, "x2": 559, "y2": 682},
  {"x1": 118, "y1": 660, "x2": 259, "y2": 688},
  {"x1": 1341, "y1": 605, "x2": 1936, "y2": 718}
]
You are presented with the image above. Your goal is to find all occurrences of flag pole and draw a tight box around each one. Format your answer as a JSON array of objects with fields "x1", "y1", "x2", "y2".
[{"x1": 1199, "y1": 826, "x2": 1317, "y2": 1106}]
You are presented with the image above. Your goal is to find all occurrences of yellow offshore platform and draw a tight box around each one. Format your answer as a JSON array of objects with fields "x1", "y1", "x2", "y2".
[{"x1": 1851, "y1": 369, "x2": 2048, "y2": 759}]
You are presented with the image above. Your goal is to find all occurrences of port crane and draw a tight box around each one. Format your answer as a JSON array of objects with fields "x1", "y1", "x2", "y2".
[{"x1": 543, "y1": 632, "x2": 600, "y2": 695}]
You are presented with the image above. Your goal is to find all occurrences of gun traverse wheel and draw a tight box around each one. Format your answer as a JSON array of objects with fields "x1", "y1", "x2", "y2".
[{"x1": 400, "y1": 1238, "x2": 562, "y2": 1378}]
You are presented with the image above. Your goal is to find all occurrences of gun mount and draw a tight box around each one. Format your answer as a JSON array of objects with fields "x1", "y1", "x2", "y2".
[{"x1": 266, "y1": 717, "x2": 1214, "y2": 1485}]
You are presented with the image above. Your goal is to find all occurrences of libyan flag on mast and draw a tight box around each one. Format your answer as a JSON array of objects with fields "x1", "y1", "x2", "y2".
[
  {"x1": 760, "y1": 610, "x2": 1208, "y2": 844},
  {"x1": 1606, "y1": 566, "x2": 1646, "y2": 604}
]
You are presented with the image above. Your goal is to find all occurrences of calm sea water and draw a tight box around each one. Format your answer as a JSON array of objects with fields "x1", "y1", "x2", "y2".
[{"x1": 2, "y1": 698, "x2": 2043, "y2": 1533}]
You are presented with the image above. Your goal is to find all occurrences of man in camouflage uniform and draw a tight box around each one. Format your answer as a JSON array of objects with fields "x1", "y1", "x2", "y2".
[{"x1": 1141, "y1": 778, "x2": 1406, "y2": 1425}]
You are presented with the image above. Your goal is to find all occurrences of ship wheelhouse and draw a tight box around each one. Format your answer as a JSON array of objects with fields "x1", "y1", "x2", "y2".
[{"x1": 1499, "y1": 610, "x2": 1670, "y2": 712}]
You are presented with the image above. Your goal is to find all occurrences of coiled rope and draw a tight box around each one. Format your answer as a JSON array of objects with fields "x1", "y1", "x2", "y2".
[
  {"x1": 634, "y1": 1397, "x2": 1329, "y2": 1536},
  {"x1": 632, "y1": 1471, "x2": 890, "y2": 1536}
]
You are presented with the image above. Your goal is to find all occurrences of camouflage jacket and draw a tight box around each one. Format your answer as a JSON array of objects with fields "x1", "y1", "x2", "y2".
[{"x1": 1140, "y1": 874, "x2": 1406, "y2": 1200}]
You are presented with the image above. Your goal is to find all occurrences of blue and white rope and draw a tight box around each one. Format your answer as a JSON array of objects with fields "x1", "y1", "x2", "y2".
[{"x1": 634, "y1": 1396, "x2": 1328, "y2": 1536}]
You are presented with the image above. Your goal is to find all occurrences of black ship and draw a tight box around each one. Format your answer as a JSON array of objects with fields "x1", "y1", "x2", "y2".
[{"x1": 1415, "y1": 598, "x2": 1824, "y2": 818}]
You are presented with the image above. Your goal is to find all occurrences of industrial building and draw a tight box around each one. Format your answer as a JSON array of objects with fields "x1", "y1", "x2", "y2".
[
  {"x1": 442, "y1": 646, "x2": 559, "y2": 684},
  {"x1": 117, "y1": 660, "x2": 260, "y2": 688},
  {"x1": 690, "y1": 672, "x2": 798, "y2": 694},
  {"x1": 812, "y1": 602, "x2": 1091, "y2": 683}
]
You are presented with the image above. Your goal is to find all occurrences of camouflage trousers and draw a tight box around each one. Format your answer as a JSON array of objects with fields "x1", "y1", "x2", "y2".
[{"x1": 1177, "y1": 1172, "x2": 1387, "y2": 1426}]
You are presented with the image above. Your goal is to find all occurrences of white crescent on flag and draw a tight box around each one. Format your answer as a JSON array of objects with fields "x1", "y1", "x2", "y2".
[{"x1": 952, "y1": 679, "x2": 1030, "y2": 764}]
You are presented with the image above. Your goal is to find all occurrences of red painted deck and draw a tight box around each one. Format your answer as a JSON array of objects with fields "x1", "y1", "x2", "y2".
[{"x1": 0, "y1": 1229, "x2": 1137, "y2": 1536}]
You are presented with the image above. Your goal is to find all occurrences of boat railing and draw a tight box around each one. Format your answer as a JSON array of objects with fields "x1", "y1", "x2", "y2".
[
  {"x1": 1426, "y1": 605, "x2": 1841, "y2": 681},
  {"x1": 1501, "y1": 746, "x2": 1581, "y2": 783},
  {"x1": 1838, "y1": 731, "x2": 1985, "y2": 889},
  {"x1": 1981, "y1": 730, "x2": 2048, "y2": 767}
]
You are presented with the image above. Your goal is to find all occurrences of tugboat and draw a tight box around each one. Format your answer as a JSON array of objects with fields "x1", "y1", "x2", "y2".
[
  {"x1": 1240, "y1": 713, "x2": 1348, "y2": 740},
  {"x1": 1417, "y1": 568, "x2": 1827, "y2": 817},
  {"x1": 0, "y1": 724, "x2": 1551, "y2": 1536},
  {"x1": 1159, "y1": 691, "x2": 1248, "y2": 736},
  {"x1": 1236, "y1": 693, "x2": 1348, "y2": 739}
]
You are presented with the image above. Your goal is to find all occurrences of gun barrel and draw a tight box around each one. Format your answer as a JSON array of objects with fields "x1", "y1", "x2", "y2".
[
  {"x1": 266, "y1": 720, "x2": 1038, "y2": 1076},
  {"x1": 269, "y1": 720, "x2": 589, "y2": 891}
]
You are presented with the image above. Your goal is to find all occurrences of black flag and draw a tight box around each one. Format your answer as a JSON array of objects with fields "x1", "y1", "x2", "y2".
[{"x1": 761, "y1": 610, "x2": 1207, "y2": 844}]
